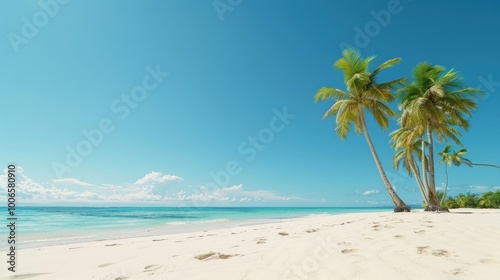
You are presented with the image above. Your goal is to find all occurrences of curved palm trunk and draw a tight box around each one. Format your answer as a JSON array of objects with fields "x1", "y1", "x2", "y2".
[
  {"x1": 440, "y1": 164, "x2": 449, "y2": 205},
  {"x1": 409, "y1": 158, "x2": 429, "y2": 206},
  {"x1": 470, "y1": 163, "x2": 500, "y2": 168},
  {"x1": 360, "y1": 117, "x2": 410, "y2": 212},
  {"x1": 426, "y1": 126, "x2": 440, "y2": 206},
  {"x1": 421, "y1": 138, "x2": 430, "y2": 200}
]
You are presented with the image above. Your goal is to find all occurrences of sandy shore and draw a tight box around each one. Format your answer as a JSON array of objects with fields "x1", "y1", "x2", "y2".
[{"x1": 2, "y1": 209, "x2": 500, "y2": 280}]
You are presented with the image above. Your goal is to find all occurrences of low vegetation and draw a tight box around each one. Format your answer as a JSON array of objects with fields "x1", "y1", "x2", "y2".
[{"x1": 435, "y1": 191, "x2": 500, "y2": 209}]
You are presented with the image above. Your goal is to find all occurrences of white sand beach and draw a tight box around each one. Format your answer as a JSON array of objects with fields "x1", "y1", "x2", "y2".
[{"x1": 2, "y1": 209, "x2": 500, "y2": 280}]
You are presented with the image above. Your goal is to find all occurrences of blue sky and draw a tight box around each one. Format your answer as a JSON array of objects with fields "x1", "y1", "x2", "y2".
[{"x1": 1, "y1": 0, "x2": 499, "y2": 207}]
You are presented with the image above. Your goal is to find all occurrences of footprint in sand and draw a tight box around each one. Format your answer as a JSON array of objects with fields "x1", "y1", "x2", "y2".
[
  {"x1": 372, "y1": 224, "x2": 394, "y2": 231},
  {"x1": 105, "y1": 243, "x2": 121, "y2": 247},
  {"x1": 414, "y1": 229, "x2": 426, "y2": 234},
  {"x1": 305, "y1": 228, "x2": 319, "y2": 233},
  {"x1": 417, "y1": 246, "x2": 452, "y2": 257},
  {"x1": 278, "y1": 232, "x2": 289, "y2": 236},
  {"x1": 194, "y1": 252, "x2": 239, "y2": 261},
  {"x1": 451, "y1": 268, "x2": 465, "y2": 275},
  {"x1": 341, "y1": 249, "x2": 360, "y2": 254},
  {"x1": 372, "y1": 225, "x2": 382, "y2": 231},
  {"x1": 337, "y1": 242, "x2": 351, "y2": 246},
  {"x1": 394, "y1": 235, "x2": 405, "y2": 239},
  {"x1": 256, "y1": 238, "x2": 267, "y2": 244},
  {"x1": 11, "y1": 274, "x2": 51, "y2": 279},
  {"x1": 431, "y1": 249, "x2": 452, "y2": 257},
  {"x1": 480, "y1": 259, "x2": 500, "y2": 264},
  {"x1": 152, "y1": 238, "x2": 168, "y2": 242},
  {"x1": 144, "y1": 264, "x2": 162, "y2": 272},
  {"x1": 195, "y1": 252, "x2": 217, "y2": 260},
  {"x1": 98, "y1": 263, "x2": 113, "y2": 268}
]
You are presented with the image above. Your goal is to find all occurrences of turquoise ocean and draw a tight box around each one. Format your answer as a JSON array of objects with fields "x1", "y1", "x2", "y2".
[{"x1": 1, "y1": 207, "x2": 395, "y2": 249}]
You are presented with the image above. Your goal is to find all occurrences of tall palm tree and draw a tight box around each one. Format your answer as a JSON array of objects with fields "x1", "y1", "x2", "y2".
[
  {"x1": 398, "y1": 63, "x2": 481, "y2": 210},
  {"x1": 315, "y1": 49, "x2": 410, "y2": 212}
]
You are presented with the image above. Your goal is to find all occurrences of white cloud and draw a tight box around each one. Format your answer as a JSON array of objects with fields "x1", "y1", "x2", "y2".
[
  {"x1": 52, "y1": 178, "x2": 94, "y2": 187},
  {"x1": 107, "y1": 185, "x2": 162, "y2": 201},
  {"x1": 134, "y1": 171, "x2": 183, "y2": 185},
  {"x1": 224, "y1": 185, "x2": 243, "y2": 192},
  {"x1": 443, "y1": 185, "x2": 500, "y2": 193},
  {"x1": 362, "y1": 189, "x2": 380, "y2": 196},
  {"x1": 1, "y1": 168, "x2": 299, "y2": 205},
  {"x1": 79, "y1": 190, "x2": 104, "y2": 199},
  {"x1": 468, "y1": 185, "x2": 500, "y2": 192},
  {"x1": 182, "y1": 184, "x2": 296, "y2": 202}
]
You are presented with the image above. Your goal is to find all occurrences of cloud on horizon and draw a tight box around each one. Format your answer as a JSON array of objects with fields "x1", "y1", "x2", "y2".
[
  {"x1": 354, "y1": 188, "x2": 381, "y2": 196},
  {"x1": 52, "y1": 178, "x2": 95, "y2": 187},
  {"x1": 0, "y1": 168, "x2": 300, "y2": 205},
  {"x1": 134, "y1": 171, "x2": 183, "y2": 185}
]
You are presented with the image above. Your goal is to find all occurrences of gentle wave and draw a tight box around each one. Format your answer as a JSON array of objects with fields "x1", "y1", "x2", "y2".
[
  {"x1": 165, "y1": 218, "x2": 230, "y2": 226},
  {"x1": 17, "y1": 235, "x2": 97, "y2": 244}
]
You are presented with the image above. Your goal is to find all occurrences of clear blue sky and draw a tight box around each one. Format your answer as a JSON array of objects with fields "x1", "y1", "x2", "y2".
[{"x1": 1, "y1": 0, "x2": 499, "y2": 206}]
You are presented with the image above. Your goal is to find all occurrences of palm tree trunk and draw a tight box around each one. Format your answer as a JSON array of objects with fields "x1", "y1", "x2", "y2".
[
  {"x1": 426, "y1": 126, "x2": 440, "y2": 206},
  {"x1": 360, "y1": 116, "x2": 410, "y2": 212},
  {"x1": 440, "y1": 164, "x2": 449, "y2": 205},
  {"x1": 409, "y1": 158, "x2": 429, "y2": 206},
  {"x1": 470, "y1": 163, "x2": 500, "y2": 168},
  {"x1": 421, "y1": 138, "x2": 430, "y2": 197}
]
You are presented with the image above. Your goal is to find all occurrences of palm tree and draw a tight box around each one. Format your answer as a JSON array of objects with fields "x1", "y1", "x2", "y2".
[
  {"x1": 442, "y1": 195, "x2": 459, "y2": 209},
  {"x1": 315, "y1": 49, "x2": 410, "y2": 212},
  {"x1": 438, "y1": 144, "x2": 459, "y2": 205},
  {"x1": 448, "y1": 148, "x2": 500, "y2": 169},
  {"x1": 391, "y1": 127, "x2": 429, "y2": 206},
  {"x1": 439, "y1": 144, "x2": 499, "y2": 205},
  {"x1": 478, "y1": 191, "x2": 500, "y2": 208},
  {"x1": 398, "y1": 63, "x2": 481, "y2": 210},
  {"x1": 456, "y1": 192, "x2": 478, "y2": 208}
]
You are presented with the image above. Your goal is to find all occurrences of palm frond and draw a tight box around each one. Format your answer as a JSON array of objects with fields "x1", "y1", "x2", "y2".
[{"x1": 314, "y1": 87, "x2": 350, "y2": 103}]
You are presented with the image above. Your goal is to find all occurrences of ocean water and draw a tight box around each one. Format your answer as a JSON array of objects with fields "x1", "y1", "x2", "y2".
[{"x1": 1, "y1": 207, "x2": 393, "y2": 249}]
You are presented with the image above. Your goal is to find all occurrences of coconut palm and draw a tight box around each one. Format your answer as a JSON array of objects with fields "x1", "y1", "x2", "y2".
[
  {"x1": 391, "y1": 127, "x2": 429, "y2": 206},
  {"x1": 478, "y1": 191, "x2": 500, "y2": 208},
  {"x1": 398, "y1": 63, "x2": 481, "y2": 210},
  {"x1": 448, "y1": 148, "x2": 500, "y2": 169},
  {"x1": 439, "y1": 144, "x2": 499, "y2": 205},
  {"x1": 438, "y1": 144, "x2": 456, "y2": 205},
  {"x1": 315, "y1": 49, "x2": 410, "y2": 212},
  {"x1": 456, "y1": 192, "x2": 478, "y2": 208}
]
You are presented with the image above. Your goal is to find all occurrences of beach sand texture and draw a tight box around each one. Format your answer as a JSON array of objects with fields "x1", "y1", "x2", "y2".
[{"x1": 2, "y1": 209, "x2": 499, "y2": 280}]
